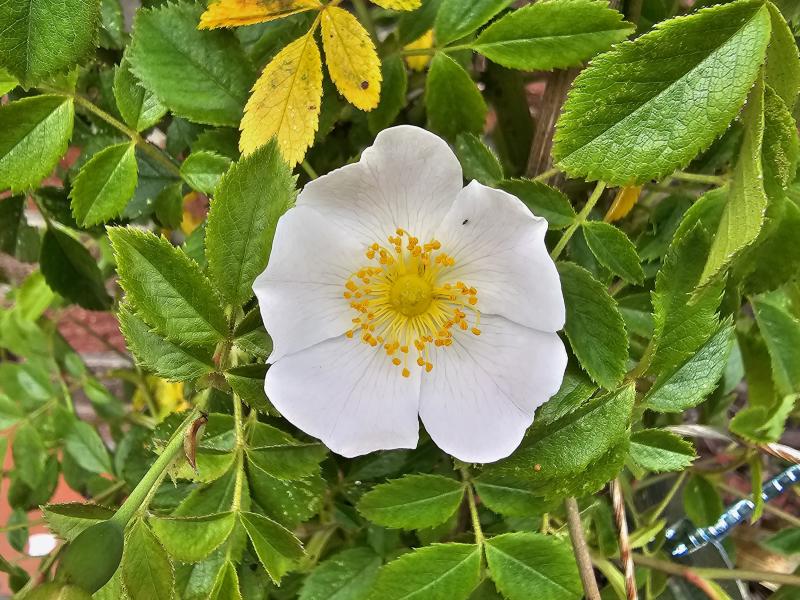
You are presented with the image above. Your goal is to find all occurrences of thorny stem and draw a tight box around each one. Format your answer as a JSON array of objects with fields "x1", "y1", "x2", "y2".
[
  {"x1": 631, "y1": 553, "x2": 800, "y2": 587},
  {"x1": 565, "y1": 497, "x2": 601, "y2": 600},
  {"x1": 551, "y1": 181, "x2": 606, "y2": 260}
]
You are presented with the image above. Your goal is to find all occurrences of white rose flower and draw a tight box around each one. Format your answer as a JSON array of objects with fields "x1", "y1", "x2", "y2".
[{"x1": 253, "y1": 126, "x2": 567, "y2": 463}]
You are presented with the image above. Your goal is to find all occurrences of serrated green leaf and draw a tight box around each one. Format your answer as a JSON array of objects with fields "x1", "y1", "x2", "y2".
[
  {"x1": 455, "y1": 133, "x2": 504, "y2": 186},
  {"x1": 499, "y1": 179, "x2": 575, "y2": 229},
  {"x1": 209, "y1": 560, "x2": 242, "y2": 600},
  {"x1": 0, "y1": 0, "x2": 101, "y2": 85},
  {"x1": 247, "y1": 460, "x2": 324, "y2": 528},
  {"x1": 40, "y1": 226, "x2": 112, "y2": 311},
  {"x1": 0, "y1": 95, "x2": 74, "y2": 193},
  {"x1": 558, "y1": 262, "x2": 628, "y2": 388},
  {"x1": 239, "y1": 511, "x2": 304, "y2": 584},
  {"x1": 762, "y1": 85, "x2": 800, "y2": 195},
  {"x1": 206, "y1": 140, "x2": 295, "y2": 307},
  {"x1": 114, "y1": 57, "x2": 167, "y2": 132},
  {"x1": 357, "y1": 474, "x2": 465, "y2": 530},
  {"x1": 13, "y1": 423, "x2": 46, "y2": 488},
  {"x1": 0, "y1": 196, "x2": 39, "y2": 262},
  {"x1": 180, "y1": 151, "x2": 231, "y2": 195},
  {"x1": 108, "y1": 227, "x2": 228, "y2": 346},
  {"x1": 118, "y1": 305, "x2": 215, "y2": 382},
  {"x1": 123, "y1": 519, "x2": 174, "y2": 600},
  {"x1": 225, "y1": 364, "x2": 275, "y2": 414},
  {"x1": 70, "y1": 143, "x2": 138, "y2": 226},
  {"x1": 766, "y1": 2, "x2": 800, "y2": 109},
  {"x1": 42, "y1": 503, "x2": 115, "y2": 542},
  {"x1": 762, "y1": 527, "x2": 800, "y2": 556},
  {"x1": 553, "y1": 0, "x2": 771, "y2": 185},
  {"x1": 730, "y1": 394, "x2": 795, "y2": 443},
  {"x1": 368, "y1": 55, "x2": 408, "y2": 135},
  {"x1": 0, "y1": 67, "x2": 17, "y2": 95},
  {"x1": 65, "y1": 421, "x2": 112, "y2": 474},
  {"x1": 472, "y1": 1, "x2": 632, "y2": 71},
  {"x1": 369, "y1": 543, "x2": 481, "y2": 600},
  {"x1": 426, "y1": 53, "x2": 487, "y2": 142},
  {"x1": 644, "y1": 322, "x2": 734, "y2": 413},
  {"x1": 582, "y1": 221, "x2": 644, "y2": 284},
  {"x1": 701, "y1": 73, "x2": 767, "y2": 285},
  {"x1": 150, "y1": 512, "x2": 236, "y2": 563},
  {"x1": 299, "y1": 547, "x2": 381, "y2": 600},
  {"x1": 246, "y1": 421, "x2": 326, "y2": 480},
  {"x1": 473, "y1": 475, "x2": 557, "y2": 517},
  {"x1": 485, "y1": 533, "x2": 582, "y2": 600},
  {"x1": 0, "y1": 393, "x2": 23, "y2": 429},
  {"x1": 752, "y1": 295, "x2": 800, "y2": 396},
  {"x1": 435, "y1": 0, "x2": 514, "y2": 46},
  {"x1": 683, "y1": 475, "x2": 723, "y2": 528},
  {"x1": 629, "y1": 429, "x2": 696, "y2": 472},
  {"x1": 128, "y1": 3, "x2": 255, "y2": 126}
]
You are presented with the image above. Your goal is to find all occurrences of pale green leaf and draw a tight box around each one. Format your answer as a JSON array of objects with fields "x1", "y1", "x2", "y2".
[
  {"x1": 426, "y1": 53, "x2": 487, "y2": 142},
  {"x1": 485, "y1": 533, "x2": 582, "y2": 600},
  {"x1": 65, "y1": 421, "x2": 112, "y2": 474},
  {"x1": 472, "y1": 1, "x2": 633, "y2": 71},
  {"x1": 239, "y1": 511, "x2": 304, "y2": 584},
  {"x1": 13, "y1": 423, "x2": 47, "y2": 488},
  {"x1": 122, "y1": 519, "x2": 174, "y2": 600},
  {"x1": 114, "y1": 57, "x2": 167, "y2": 132},
  {"x1": 70, "y1": 143, "x2": 138, "y2": 226},
  {"x1": 205, "y1": 140, "x2": 295, "y2": 307},
  {"x1": 629, "y1": 429, "x2": 696, "y2": 472},
  {"x1": 730, "y1": 394, "x2": 795, "y2": 443},
  {"x1": 357, "y1": 474, "x2": 465, "y2": 530},
  {"x1": 209, "y1": 561, "x2": 242, "y2": 600},
  {"x1": 435, "y1": 0, "x2": 514, "y2": 46},
  {"x1": 553, "y1": 0, "x2": 771, "y2": 185},
  {"x1": 582, "y1": 221, "x2": 644, "y2": 284},
  {"x1": 299, "y1": 547, "x2": 381, "y2": 600},
  {"x1": 246, "y1": 420, "x2": 326, "y2": 480},
  {"x1": 762, "y1": 527, "x2": 800, "y2": 556},
  {"x1": 150, "y1": 512, "x2": 236, "y2": 563},
  {"x1": 473, "y1": 475, "x2": 557, "y2": 517},
  {"x1": 108, "y1": 227, "x2": 228, "y2": 346},
  {"x1": 766, "y1": 2, "x2": 800, "y2": 109},
  {"x1": 180, "y1": 151, "x2": 232, "y2": 195},
  {"x1": 0, "y1": 67, "x2": 17, "y2": 95},
  {"x1": 42, "y1": 503, "x2": 115, "y2": 542},
  {"x1": 0, "y1": 95, "x2": 74, "y2": 193},
  {"x1": 0, "y1": 394, "x2": 23, "y2": 429},
  {"x1": 752, "y1": 295, "x2": 800, "y2": 395},
  {"x1": 499, "y1": 179, "x2": 575, "y2": 229}
]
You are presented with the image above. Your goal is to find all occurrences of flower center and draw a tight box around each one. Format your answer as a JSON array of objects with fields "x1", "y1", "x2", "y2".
[{"x1": 344, "y1": 229, "x2": 480, "y2": 377}]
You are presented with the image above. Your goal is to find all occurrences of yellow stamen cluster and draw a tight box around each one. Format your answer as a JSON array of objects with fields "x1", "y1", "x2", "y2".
[{"x1": 344, "y1": 229, "x2": 480, "y2": 377}]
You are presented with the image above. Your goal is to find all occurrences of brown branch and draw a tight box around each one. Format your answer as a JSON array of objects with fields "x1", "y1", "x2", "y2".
[
  {"x1": 611, "y1": 478, "x2": 638, "y2": 600},
  {"x1": 565, "y1": 497, "x2": 601, "y2": 600}
]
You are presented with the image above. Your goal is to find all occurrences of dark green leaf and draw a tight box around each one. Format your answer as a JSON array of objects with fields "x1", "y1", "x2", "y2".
[
  {"x1": 239, "y1": 511, "x2": 304, "y2": 584},
  {"x1": 225, "y1": 364, "x2": 275, "y2": 414},
  {"x1": 435, "y1": 0, "x2": 514, "y2": 46},
  {"x1": 368, "y1": 55, "x2": 408, "y2": 135},
  {"x1": 455, "y1": 133, "x2": 504, "y2": 186},
  {"x1": 65, "y1": 421, "x2": 112, "y2": 474},
  {"x1": 114, "y1": 57, "x2": 167, "y2": 132},
  {"x1": 582, "y1": 221, "x2": 644, "y2": 284},
  {"x1": 499, "y1": 179, "x2": 575, "y2": 229},
  {"x1": 473, "y1": 474, "x2": 557, "y2": 517},
  {"x1": 683, "y1": 475, "x2": 723, "y2": 528},
  {"x1": 752, "y1": 295, "x2": 800, "y2": 396},
  {"x1": 629, "y1": 430, "x2": 696, "y2": 472},
  {"x1": 70, "y1": 142, "x2": 138, "y2": 226},
  {"x1": 57, "y1": 520, "x2": 124, "y2": 594},
  {"x1": 762, "y1": 527, "x2": 800, "y2": 556},
  {"x1": 123, "y1": 519, "x2": 174, "y2": 600},
  {"x1": 181, "y1": 151, "x2": 232, "y2": 195},
  {"x1": 299, "y1": 547, "x2": 381, "y2": 600},
  {"x1": 426, "y1": 53, "x2": 487, "y2": 142},
  {"x1": 0, "y1": 196, "x2": 39, "y2": 261}
]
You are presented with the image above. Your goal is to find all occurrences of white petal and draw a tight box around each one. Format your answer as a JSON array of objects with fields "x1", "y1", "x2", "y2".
[
  {"x1": 419, "y1": 315, "x2": 567, "y2": 463},
  {"x1": 266, "y1": 335, "x2": 421, "y2": 457},
  {"x1": 296, "y1": 125, "x2": 462, "y2": 245},
  {"x1": 254, "y1": 206, "x2": 363, "y2": 361},
  {"x1": 435, "y1": 180, "x2": 566, "y2": 332}
]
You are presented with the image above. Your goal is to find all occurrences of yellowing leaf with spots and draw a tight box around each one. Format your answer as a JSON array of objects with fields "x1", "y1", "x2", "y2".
[
  {"x1": 241, "y1": 28, "x2": 323, "y2": 165},
  {"x1": 370, "y1": 0, "x2": 421, "y2": 10},
  {"x1": 404, "y1": 30, "x2": 434, "y2": 72},
  {"x1": 321, "y1": 6, "x2": 381, "y2": 111},
  {"x1": 199, "y1": 0, "x2": 321, "y2": 29}
]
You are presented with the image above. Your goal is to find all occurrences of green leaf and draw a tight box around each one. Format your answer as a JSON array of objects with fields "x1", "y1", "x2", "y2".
[
  {"x1": 0, "y1": 95, "x2": 74, "y2": 193},
  {"x1": 209, "y1": 560, "x2": 242, "y2": 600},
  {"x1": 499, "y1": 179, "x2": 575, "y2": 229},
  {"x1": 239, "y1": 511, "x2": 304, "y2": 584},
  {"x1": 65, "y1": 421, "x2": 112, "y2": 474},
  {"x1": 13, "y1": 423, "x2": 47, "y2": 488},
  {"x1": 40, "y1": 226, "x2": 112, "y2": 311},
  {"x1": 150, "y1": 512, "x2": 236, "y2": 563},
  {"x1": 122, "y1": 519, "x2": 174, "y2": 600},
  {"x1": 485, "y1": 533, "x2": 582, "y2": 600},
  {"x1": 650, "y1": 223, "x2": 723, "y2": 376},
  {"x1": 0, "y1": 394, "x2": 23, "y2": 429},
  {"x1": 70, "y1": 142, "x2": 138, "y2": 226},
  {"x1": 730, "y1": 394, "x2": 795, "y2": 443},
  {"x1": 225, "y1": 364, "x2": 275, "y2": 414},
  {"x1": 0, "y1": 196, "x2": 39, "y2": 262},
  {"x1": 118, "y1": 305, "x2": 215, "y2": 382},
  {"x1": 356, "y1": 474, "x2": 465, "y2": 530},
  {"x1": 368, "y1": 55, "x2": 408, "y2": 135},
  {"x1": 206, "y1": 140, "x2": 295, "y2": 307},
  {"x1": 629, "y1": 429, "x2": 696, "y2": 472},
  {"x1": 536, "y1": 366, "x2": 596, "y2": 424},
  {"x1": 246, "y1": 421, "x2": 326, "y2": 480},
  {"x1": 683, "y1": 475, "x2": 723, "y2": 528},
  {"x1": 299, "y1": 547, "x2": 382, "y2": 600},
  {"x1": 701, "y1": 73, "x2": 767, "y2": 285},
  {"x1": 426, "y1": 53, "x2": 487, "y2": 142},
  {"x1": 553, "y1": 0, "x2": 771, "y2": 185},
  {"x1": 762, "y1": 527, "x2": 800, "y2": 556},
  {"x1": 455, "y1": 133, "x2": 504, "y2": 186},
  {"x1": 42, "y1": 503, "x2": 114, "y2": 542},
  {"x1": 232, "y1": 307, "x2": 272, "y2": 359},
  {"x1": 582, "y1": 221, "x2": 644, "y2": 284},
  {"x1": 180, "y1": 151, "x2": 232, "y2": 195},
  {"x1": 558, "y1": 262, "x2": 628, "y2": 388},
  {"x1": 57, "y1": 520, "x2": 124, "y2": 594},
  {"x1": 0, "y1": 67, "x2": 17, "y2": 95},
  {"x1": 762, "y1": 85, "x2": 800, "y2": 195},
  {"x1": 108, "y1": 227, "x2": 228, "y2": 346},
  {"x1": 369, "y1": 543, "x2": 481, "y2": 600},
  {"x1": 473, "y1": 474, "x2": 557, "y2": 517},
  {"x1": 0, "y1": 0, "x2": 101, "y2": 85},
  {"x1": 129, "y1": 3, "x2": 254, "y2": 126},
  {"x1": 766, "y1": 2, "x2": 800, "y2": 109},
  {"x1": 113, "y1": 57, "x2": 167, "y2": 132},
  {"x1": 487, "y1": 385, "x2": 634, "y2": 486},
  {"x1": 752, "y1": 295, "x2": 800, "y2": 396},
  {"x1": 435, "y1": 0, "x2": 514, "y2": 46},
  {"x1": 248, "y1": 461, "x2": 324, "y2": 528},
  {"x1": 644, "y1": 322, "x2": 734, "y2": 413},
  {"x1": 472, "y1": 1, "x2": 633, "y2": 71}
]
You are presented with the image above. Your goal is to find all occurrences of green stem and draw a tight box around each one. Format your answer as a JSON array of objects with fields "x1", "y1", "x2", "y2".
[
  {"x1": 551, "y1": 181, "x2": 606, "y2": 260},
  {"x1": 632, "y1": 553, "x2": 800, "y2": 587},
  {"x1": 670, "y1": 171, "x2": 726, "y2": 186},
  {"x1": 533, "y1": 166, "x2": 559, "y2": 183},
  {"x1": 110, "y1": 409, "x2": 199, "y2": 527},
  {"x1": 441, "y1": 44, "x2": 473, "y2": 54},
  {"x1": 399, "y1": 47, "x2": 437, "y2": 57},
  {"x1": 352, "y1": 0, "x2": 378, "y2": 41},
  {"x1": 301, "y1": 160, "x2": 319, "y2": 180},
  {"x1": 465, "y1": 484, "x2": 485, "y2": 546},
  {"x1": 646, "y1": 472, "x2": 686, "y2": 525}
]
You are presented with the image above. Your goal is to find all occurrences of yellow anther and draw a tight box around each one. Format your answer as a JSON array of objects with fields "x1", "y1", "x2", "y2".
[
  {"x1": 471, "y1": 328, "x2": 481, "y2": 335},
  {"x1": 392, "y1": 357, "x2": 402, "y2": 366},
  {"x1": 402, "y1": 368, "x2": 410, "y2": 378}
]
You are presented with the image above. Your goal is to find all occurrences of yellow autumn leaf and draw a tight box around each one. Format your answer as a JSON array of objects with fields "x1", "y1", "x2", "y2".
[
  {"x1": 321, "y1": 6, "x2": 381, "y2": 111},
  {"x1": 604, "y1": 185, "x2": 643, "y2": 222},
  {"x1": 199, "y1": 0, "x2": 321, "y2": 29},
  {"x1": 404, "y1": 29, "x2": 434, "y2": 72},
  {"x1": 133, "y1": 376, "x2": 188, "y2": 422},
  {"x1": 240, "y1": 26, "x2": 323, "y2": 165},
  {"x1": 370, "y1": 0, "x2": 421, "y2": 10}
]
